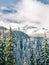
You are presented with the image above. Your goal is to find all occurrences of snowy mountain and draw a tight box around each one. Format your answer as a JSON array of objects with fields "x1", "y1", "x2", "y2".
[
  {"x1": 0, "y1": 20, "x2": 49, "y2": 37},
  {"x1": 0, "y1": 26, "x2": 49, "y2": 65},
  {"x1": 22, "y1": 25, "x2": 49, "y2": 37}
]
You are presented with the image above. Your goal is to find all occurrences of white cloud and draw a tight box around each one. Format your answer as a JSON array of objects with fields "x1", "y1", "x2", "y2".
[{"x1": 0, "y1": 0, "x2": 49, "y2": 31}]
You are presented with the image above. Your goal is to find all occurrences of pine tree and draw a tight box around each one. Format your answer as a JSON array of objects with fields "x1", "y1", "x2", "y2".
[
  {"x1": 39, "y1": 33, "x2": 49, "y2": 65},
  {"x1": 0, "y1": 36, "x2": 3, "y2": 65},
  {"x1": 30, "y1": 48, "x2": 35, "y2": 65},
  {"x1": 6, "y1": 26, "x2": 16, "y2": 65},
  {"x1": 0, "y1": 29, "x2": 5, "y2": 65},
  {"x1": 23, "y1": 57, "x2": 27, "y2": 65},
  {"x1": 1, "y1": 29, "x2": 5, "y2": 65}
]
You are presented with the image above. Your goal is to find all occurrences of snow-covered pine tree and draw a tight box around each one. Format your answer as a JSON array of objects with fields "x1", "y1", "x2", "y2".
[
  {"x1": 0, "y1": 29, "x2": 5, "y2": 65},
  {"x1": 39, "y1": 33, "x2": 49, "y2": 65},
  {"x1": 6, "y1": 26, "x2": 16, "y2": 65},
  {"x1": 1, "y1": 29, "x2": 6, "y2": 65},
  {"x1": 0, "y1": 35, "x2": 3, "y2": 65}
]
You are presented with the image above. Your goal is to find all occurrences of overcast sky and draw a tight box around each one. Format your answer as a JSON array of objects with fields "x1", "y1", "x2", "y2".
[{"x1": 0, "y1": 0, "x2": 49, "y2": 30}]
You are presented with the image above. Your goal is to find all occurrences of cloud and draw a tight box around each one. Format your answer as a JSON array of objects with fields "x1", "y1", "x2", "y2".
[
  {"x1": 0, "y1": 6, "x2": 16, "y2": 14},
  {"x1": 0, "y1": 0, "x2": 49, "y2": 30},
  {"x1": 37, "y1": 0, "x2": 49, "y2": 4}
]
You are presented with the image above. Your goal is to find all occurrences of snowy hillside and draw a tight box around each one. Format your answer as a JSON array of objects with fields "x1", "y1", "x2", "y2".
[{"x1": 0, "y1": 26, "x2": 49, "y2": 65}]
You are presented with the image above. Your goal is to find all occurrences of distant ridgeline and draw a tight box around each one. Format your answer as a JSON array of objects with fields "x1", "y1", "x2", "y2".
[{"x1": 0, "y1": 26, "x2": 49, "y2": 65}]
